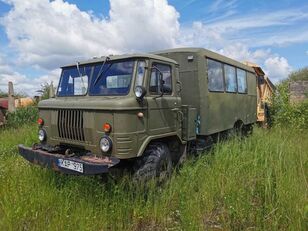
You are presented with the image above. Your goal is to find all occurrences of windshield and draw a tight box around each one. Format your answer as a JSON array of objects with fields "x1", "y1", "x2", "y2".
[
  {"x1": 57, "y1": 66, "x2": 91, "y2": 96},
  {"x1": 57, "y1": 60, "x2": 135, "y2": 97},
  {"x1": 89, "y1": 60, "x2": 134, "y2": 96}
]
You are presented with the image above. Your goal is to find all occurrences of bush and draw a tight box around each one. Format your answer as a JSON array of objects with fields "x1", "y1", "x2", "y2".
[
  {"x1": 6, "y1": 106, "x2": 38, "y2": 128},
  {"x1": 288, "y1": 67, "x2": 308, "y2": 81},
  {"x1": 271, "y1": 69, "x2": 308, "y2": 129}
]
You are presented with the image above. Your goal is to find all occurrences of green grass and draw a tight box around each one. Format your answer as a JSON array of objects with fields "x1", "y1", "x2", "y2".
[{"x1": 0, "y1": 126, "x2": 307, "y2": 230}]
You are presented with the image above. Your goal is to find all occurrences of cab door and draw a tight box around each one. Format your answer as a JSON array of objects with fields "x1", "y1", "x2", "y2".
[{"x1": 146, "y1": 62, "x2": 180, "y2": 136}]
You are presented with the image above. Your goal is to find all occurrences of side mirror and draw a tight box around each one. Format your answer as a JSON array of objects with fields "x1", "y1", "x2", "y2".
[
  {"x1": 134, "y1": 86, "x2": 147, "y2": 101},
  {"x1": 176, "y1": 81, "x2": 182, "y2": 93}
]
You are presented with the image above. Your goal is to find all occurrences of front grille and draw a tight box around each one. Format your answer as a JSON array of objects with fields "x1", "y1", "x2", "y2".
[{"x1": 57, "y1": 110, "x2": 85, "y2": 141}]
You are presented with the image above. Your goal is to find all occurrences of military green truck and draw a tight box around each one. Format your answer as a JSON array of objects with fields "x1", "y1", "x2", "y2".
[{"x1": 18, "y1": 48, "x2": 257, "y2": 180}]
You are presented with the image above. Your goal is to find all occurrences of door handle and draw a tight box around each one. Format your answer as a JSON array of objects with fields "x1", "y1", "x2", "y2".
[{"x1": 171, "y1": 108, "x2": 183, "y2": 122}]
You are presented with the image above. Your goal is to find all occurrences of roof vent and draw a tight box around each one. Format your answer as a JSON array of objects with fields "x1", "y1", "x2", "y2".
[{"x1": 187, "y1": 55, "x2": 194, "y2": 61}]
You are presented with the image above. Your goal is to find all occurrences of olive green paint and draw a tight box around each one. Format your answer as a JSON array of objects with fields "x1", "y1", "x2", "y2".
[{"x1": 38, "y1": 48, "x2": 257, "y2": 160}]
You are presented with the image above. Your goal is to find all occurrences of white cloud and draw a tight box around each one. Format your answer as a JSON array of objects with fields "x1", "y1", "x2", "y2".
[
  {"x1": 0, "y1": 69, "x2": 60, "y2": 96},
  {"x1": 1, "y1": 0, "x2": 179, "y2": 70},
  {"x1": 1, "y1": 0, "x2": 179, "y2": 96},
  {"x1": 0, "y1": 56, "x2": 60, "y2": 96},
  {"x1": 264, "y1": 56, "x2": 292, "y2": 82},
  {"x1": 0, "y1": 0, "x2": 303, "y2": 94},
  {"x1": 218, "y1": 43, "x2": 271, "y2": 64},
  {"x1": 219, "y1": 44, "x2": 292, "y2": 83}
]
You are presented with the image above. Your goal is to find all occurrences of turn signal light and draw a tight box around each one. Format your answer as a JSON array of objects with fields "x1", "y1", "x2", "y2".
[
  {"x1": 103, "y1": 123, "x2": 111, "y2": 132},
  {"x1": 37, "y1": 118, "x2": 44, "y2": 125}
]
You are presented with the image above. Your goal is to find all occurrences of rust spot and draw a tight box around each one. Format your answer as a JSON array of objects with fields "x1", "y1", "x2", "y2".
[
  {"x1": 81, "y1": 155, "x2": 113, "y2": 164},
  {"x1": 51, "y1": 162, "x2": 59, "y2": 171}
]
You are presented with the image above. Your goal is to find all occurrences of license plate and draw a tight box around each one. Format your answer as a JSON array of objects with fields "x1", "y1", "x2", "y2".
[{"x1": 57, "y1": 159, "x2": 84, "y2": 173}]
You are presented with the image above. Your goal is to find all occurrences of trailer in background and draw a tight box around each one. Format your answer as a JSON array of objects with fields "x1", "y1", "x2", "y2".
[
  {"x1": 0, "y1": 99, "x2": 8, "y2": 126},
  {"x1": 243, "y1": 62, "x2": 275, "y2": 127}
]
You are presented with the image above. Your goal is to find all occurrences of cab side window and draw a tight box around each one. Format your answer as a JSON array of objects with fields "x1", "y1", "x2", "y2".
[{"x1": 149, "y1": 63, "x2": 172, "y2": 95}]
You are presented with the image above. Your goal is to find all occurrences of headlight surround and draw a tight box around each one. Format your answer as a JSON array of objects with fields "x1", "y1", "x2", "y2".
[
  {"x1": 100, "y1": 136, "x2": 112, "y2": 153},
  {"x1": 38, "y1": 129, "x2": 46, "y2": 142}
]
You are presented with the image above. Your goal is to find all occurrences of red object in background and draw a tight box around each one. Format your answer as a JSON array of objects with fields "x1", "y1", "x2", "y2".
[
  {"x1": 37, "y1": 118, "x2": 44, "y2": 125},
  {"x1": 0, "y1": 98, "x2": 9, "y2": 109}
]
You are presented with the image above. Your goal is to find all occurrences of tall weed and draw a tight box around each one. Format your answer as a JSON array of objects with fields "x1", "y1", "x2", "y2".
[
  {"x1": 5, "y1": 106, "x2": 38, "y2": 128},
  {"x1": 271, "y1": 81, "x2": 308, "y2": 129},
  {"x1": 0, "y1": 125, "x2": 307, "y2": 230}
]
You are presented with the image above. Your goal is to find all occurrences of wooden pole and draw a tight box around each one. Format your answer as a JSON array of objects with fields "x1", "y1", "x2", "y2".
[
  {"x1": 8, "y1": 81, "x2": 15, "y2": 112},
  {"x1": 49, "y1": 81, "x2": 55, "y2": 98}
]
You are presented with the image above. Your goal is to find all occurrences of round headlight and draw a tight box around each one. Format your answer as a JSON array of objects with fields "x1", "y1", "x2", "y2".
[
  {"x1": 38, "y1": 129, "x2": 46, "y2": 142},
  {"x1": 134, "y1": 86, "x2": 146, "y2": 99},
  {"x1": 135, "y1": 86, "x2": 143, "y2": 98},
  {"x1": 100, "y1": 136, "x2": 112, "y2": 153}
]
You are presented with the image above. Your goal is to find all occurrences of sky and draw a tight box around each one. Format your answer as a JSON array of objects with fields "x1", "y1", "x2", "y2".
[{"x1": 0, "y1": 0, "x2": 307, "y2": 96}]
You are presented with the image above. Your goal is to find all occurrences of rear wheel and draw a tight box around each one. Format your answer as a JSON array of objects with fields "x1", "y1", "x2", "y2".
[
  {"x1": 133, "y1": 142, "x2": 172, "y2": 184},
  {"x1": 243, "y1": 124, "x2": 253, "y2": 136},
  {"x1": 229, "y1": 121, "x2": 244, "y2": 138}
]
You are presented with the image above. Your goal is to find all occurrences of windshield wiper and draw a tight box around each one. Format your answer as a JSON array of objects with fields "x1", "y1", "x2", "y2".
[
  {"x1": 76, "y1": 61, "x2": 86, "y2": 90},
  {"x1": 93, "y1": 56, "x2": 110, "y2": 86}
]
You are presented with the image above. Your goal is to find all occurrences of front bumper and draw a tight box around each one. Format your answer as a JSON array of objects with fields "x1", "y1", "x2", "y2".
[{"x1": 18, "y1": 145, "x2": 120, "y2": 175}]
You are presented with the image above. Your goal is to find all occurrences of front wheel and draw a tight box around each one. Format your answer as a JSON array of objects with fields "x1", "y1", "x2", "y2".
[{"x1": 133, "y1": 142, "x2": 172, "y2": 184}]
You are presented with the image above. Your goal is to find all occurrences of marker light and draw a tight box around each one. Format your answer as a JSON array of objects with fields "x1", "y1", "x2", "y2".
[
  {"x1": 103, "y1": 123, "x2": 111, "y2": 133},
  {"x1": 37, "y1": 118, "x2": 44, "y2": 126}
]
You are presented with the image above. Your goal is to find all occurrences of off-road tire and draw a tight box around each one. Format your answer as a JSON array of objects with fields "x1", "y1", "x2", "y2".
[
  {"x1": 229, "y1": 121, "x2": 244, "y2": 138},
  {"x1": 243, "y1": 124, "x2": 253, "y2": 136},
  {"x1": 133, "y1": 142, "x2": 172, "y2": 184}
]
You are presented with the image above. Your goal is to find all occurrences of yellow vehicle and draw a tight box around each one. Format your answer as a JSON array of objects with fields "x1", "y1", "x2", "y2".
[{"x1": 244, "y1": 62, "x2": 275, "y2": 127}]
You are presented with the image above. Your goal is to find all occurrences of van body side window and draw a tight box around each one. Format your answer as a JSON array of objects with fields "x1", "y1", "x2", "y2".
[
  {"x1": 224, "y1": 64, "x2": 237, "y2": 93},
  {"x1": 237, "y1": 69, "x2": 247, "y2": 93},
  {"x1": 207, "y1": 59, "x2": 224, "y2": 92}
]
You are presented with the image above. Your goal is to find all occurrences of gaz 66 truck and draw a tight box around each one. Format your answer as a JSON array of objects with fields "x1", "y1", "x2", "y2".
[{"x1": 19, "y1": 48, "x2": 257, "y2": 180}]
